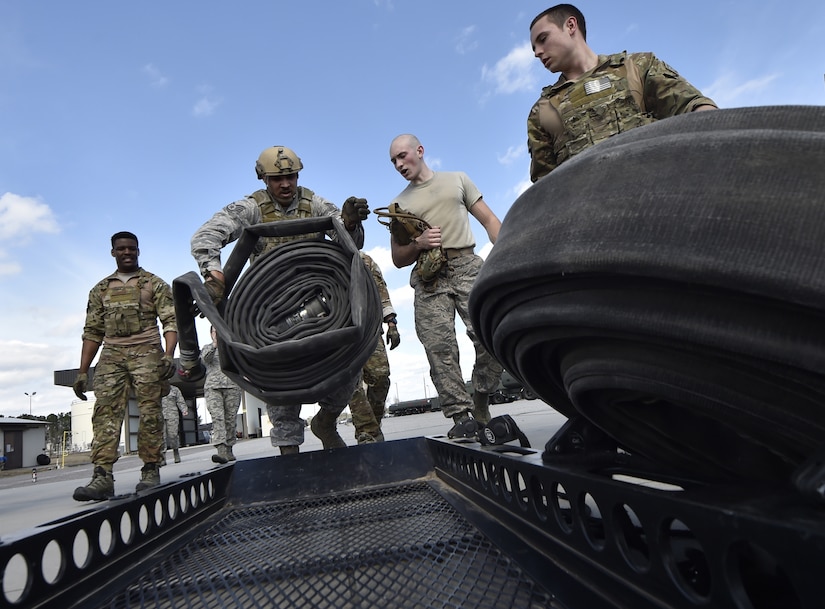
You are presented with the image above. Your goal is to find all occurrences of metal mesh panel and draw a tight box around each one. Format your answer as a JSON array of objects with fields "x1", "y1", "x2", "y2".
[{"x1": 100, "y1": 482, "x2": 554, "y2": 609}]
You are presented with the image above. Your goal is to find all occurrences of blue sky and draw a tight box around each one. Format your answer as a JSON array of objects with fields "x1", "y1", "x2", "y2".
[{"x1": 1, "y1": 0, "x2": 823, "y2": 418}]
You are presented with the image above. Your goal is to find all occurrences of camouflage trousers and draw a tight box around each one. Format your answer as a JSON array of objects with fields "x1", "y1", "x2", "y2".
[
  {"x1": 90, "y1": 343, "x2": 166, "y2": 467},
  {"x1": 266, "y1": 373, "x2": 360, "y2": 447},
  {"x1": 349, "y1": 335, "x2": 390, "y2": 439},
  {"x1": 205, "y1": 386, "x2": 243, "y2": 446},
  {"x1": 412, "y1": 254, "x2": 503, "y2": 418},
  {"x1": 162, "y1": 409, "x2": 181, "y2": 451}
]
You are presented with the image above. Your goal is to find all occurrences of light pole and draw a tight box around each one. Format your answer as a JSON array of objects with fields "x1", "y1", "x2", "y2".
[{"x1": 24, "y1": 391, "x2": 37, "y2": 415}]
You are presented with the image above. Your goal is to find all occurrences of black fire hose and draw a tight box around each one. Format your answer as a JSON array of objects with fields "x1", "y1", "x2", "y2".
[{"x1": 173, "y1": 216, "x2": 381, "y2": 405}]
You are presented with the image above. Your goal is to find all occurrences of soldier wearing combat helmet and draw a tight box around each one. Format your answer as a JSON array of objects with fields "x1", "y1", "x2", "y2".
[
  {"x1": 190, "y1": 146, "x2": 370, "y2": 454},
  {"x1": 527, "y1": 4, "x2": 717, "y2": 182}
]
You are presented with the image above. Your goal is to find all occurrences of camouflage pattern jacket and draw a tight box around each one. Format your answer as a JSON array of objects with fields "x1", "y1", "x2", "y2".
[
  {"x1": 527, "y1": 51, "x2": 716, "y2": 182},
  {"x1": 82, "y1": 268, "x2": 176, "y2": 347},
  {"x1": 190, "y1": 186, "x2": 365, "y2": 277}
]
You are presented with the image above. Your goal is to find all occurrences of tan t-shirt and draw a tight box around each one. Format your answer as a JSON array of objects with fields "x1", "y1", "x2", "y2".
[{"x1": 391, "y1": 171, "x2": 481, "y2": 249}]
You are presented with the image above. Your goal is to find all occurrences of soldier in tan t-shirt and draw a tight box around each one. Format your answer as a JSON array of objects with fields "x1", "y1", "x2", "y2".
[{"x1": 388, "y1": 134, "x2": 503, "y2": 438}]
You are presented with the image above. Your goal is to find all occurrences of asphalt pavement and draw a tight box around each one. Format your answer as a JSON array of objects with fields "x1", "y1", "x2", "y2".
[{"x1": 0, "y1": 399, "x2": 566, "y2": 539}]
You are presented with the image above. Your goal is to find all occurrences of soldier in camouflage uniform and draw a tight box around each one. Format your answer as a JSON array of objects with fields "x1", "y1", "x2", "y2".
[
  {"x1": 202, "y1": 326, "x2": 243, "y2": 463},
  {"x1": 527, "y1": 4, "x2": 717, "y2": 182},
  {"x1": 72, "y1": 231, "x2": 177, "y2": 501},
  {"x1": 190, "y1": 146, "x2": 370, "y2": 455},
  {"x1": 160, "y1": 384, "x2": 188, "y2": 464},
  {"x1": 348, "y1": 252, "x2": 401, "y2": 444},
  {"x1": 388, "y1": 134, "x2": 504, "y2": 438}
]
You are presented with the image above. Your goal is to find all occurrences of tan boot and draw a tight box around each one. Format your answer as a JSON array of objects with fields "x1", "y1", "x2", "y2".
[
  {"x1": 279, "y1": 445, "x2": 299, "y2": 455},
  {"x1": 226, "y1": 445, "x2": 236, "y2": 462},
  {"x1": 135, "y1": 463, "x2": 160, "y2": 492},
  {"x1": 73, "y1": 466, "x2": 114, "y2": 501},
  {"x1": 472, "y1": 390, "x2": 492, "y2": 425},
  {"x1": 211, "y1": 444, "x2": 229, "y2": 464},
  {"x1": 310, "y1": 410, "x2": 347, "y2": 449}
]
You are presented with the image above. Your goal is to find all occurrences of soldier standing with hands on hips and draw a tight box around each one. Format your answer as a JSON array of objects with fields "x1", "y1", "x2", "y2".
[{"x1": 72, "y1": 231, "x2": 177, "y2": 500}]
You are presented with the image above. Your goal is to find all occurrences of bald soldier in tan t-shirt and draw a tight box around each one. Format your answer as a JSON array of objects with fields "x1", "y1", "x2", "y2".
[{"x1": 388, "y1": 134, "x2": 503, "y2": 438}]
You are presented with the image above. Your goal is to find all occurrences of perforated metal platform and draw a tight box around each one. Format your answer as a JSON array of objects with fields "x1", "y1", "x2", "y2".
[
  {"x1": 2, "y1": 437, "x2": 822, "y2": 609},
  {"x1": 102, "y1": 482, "x2": 553, "y2": 609}
]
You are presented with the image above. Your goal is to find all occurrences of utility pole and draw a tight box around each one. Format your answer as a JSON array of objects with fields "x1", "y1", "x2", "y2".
[{"x1": 24, "y1": 391, "x2": 37, "y2": 415}]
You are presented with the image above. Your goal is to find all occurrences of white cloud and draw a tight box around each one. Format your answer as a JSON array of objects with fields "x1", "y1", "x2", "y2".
[
  {"x1": 0, "y1": 259, "x2": 21, "y2": 277},
  {"x1": 141, "y1": 63, "x2": 169, "y2": 87},
  {"x1": 703, "y1": 72, "x2": 780, "y2": 108},
  {"x1": 193, "y1": 86, "x2": 222, "y2": 117},
  {"x1": 0, "y1": 192, "x2": 60, "y2": 242},
  {"x1": 497, "y1": 144, "x2": 526, "y2": 165},
  {"x1": 513, "y1": 177, "x2": 532, "y2": 198},
  {"x1": 481, "y1": 42, "x2": 537, "y2": 95},
  {"x1": 455, "y1": 25, "x2": 478, "y2": 55}
]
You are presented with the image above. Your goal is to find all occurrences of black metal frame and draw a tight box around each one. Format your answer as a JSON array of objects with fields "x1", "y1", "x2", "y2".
[{"x1": 1, "y1": 438, "x2": 822, "y2": 609}]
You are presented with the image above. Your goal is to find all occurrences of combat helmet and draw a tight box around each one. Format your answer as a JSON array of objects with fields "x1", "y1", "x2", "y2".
[{"x1": 255, "y1": 146, "x2": 303, "y2": 179}]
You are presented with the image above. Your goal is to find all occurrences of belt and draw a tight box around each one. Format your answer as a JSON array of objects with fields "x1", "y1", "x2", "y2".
[{"x1": 445, "y1": 247, "x2": 474, "y2": 260}]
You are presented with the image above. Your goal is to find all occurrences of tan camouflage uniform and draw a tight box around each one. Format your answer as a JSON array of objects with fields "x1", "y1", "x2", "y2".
[
  {"x1": 349, "y1": 253, "x2": 395, "y2": 442},
  {"x1": 191, "y1": 186, "x2": 364, "y2": 448},
  {"x1": 84, "y1": 269, "x2": 176, "y2": 467},
  {"x1": 161, "y1": 385, "x2": 187, "y2": 451},
  {"x1": 201, "y1": 341, "x2": 243, "y2": 447},
  {"x1": 527, "y1": 51, "x2": 717, "y2": 182},
  {"x1": 391, "y1": 172, "x2": 503, "y2": 419}
]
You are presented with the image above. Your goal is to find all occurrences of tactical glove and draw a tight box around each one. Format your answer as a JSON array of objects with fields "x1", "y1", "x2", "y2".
[
  {"x1": 342, "y1": 197, "x2": 370, "y2": 229},
  {"x1": 73, "y1": 373, "x2": 88, "y2": 401},
  {"x1": 159, "y1": 355, "x2": 177, "y2": 380},
  {"x1": 386, "y1": 325, "x2": 401, "y2": 350},
  {"x1": 204, "y1": 275, "x2": 225, "y2": 307}
]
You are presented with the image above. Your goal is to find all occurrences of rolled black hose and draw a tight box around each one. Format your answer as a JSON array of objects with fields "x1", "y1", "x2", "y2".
[
  {"x1": 174, "y1": 216, "x2": 381, "y2": 405},
  {"x1": 470, "y1": 106, "x2": 825, "y2": 482}
]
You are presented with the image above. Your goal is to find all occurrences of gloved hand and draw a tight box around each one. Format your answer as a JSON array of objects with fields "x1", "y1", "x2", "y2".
[
  {"x1": 204, "y1": 274, "x2": 225, "y2": 307},
  {"x1": 73, "y1": 373, "x2": 88, "y2": 401},
  {"x1": 342, "y1": 197, "x2": 370, "y2": 229},
  {"x1": 159, "y1": 355, "x2": 177, "y2": 380},
  {"x1": 386, "y1": 325, "x2": 401, "y2": 350}
]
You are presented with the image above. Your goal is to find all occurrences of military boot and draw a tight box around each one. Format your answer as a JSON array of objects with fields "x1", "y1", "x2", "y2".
[
  {"x1": 226, "y1": 445, "x2": 236, "y2": 462},
  {"x1": 73, "y1": 466, "x2": 115, "y2": 501},
  {"x1": 448, "y1": 410, "x2": 480, "y2": 439},
  {"x1": 135, "y1": 463, "x2": 160, "y2": 492},
  {"x1": 471, "y1": 390, "x2": 492, "y2": 425},
  {"x1": 159, "y1": 451, "x2": 167, "y2": 467},
  {"x1": 173, "y1": 448, "x2": 181, "y2": 463},
  {"x1": 356, "y1": 432, "x2": 378, "y2": 444},
  {"x1": 211, "y1": 444, "x2": 229, "y2": 464},
  {"x1": 310, "y1": 410, "x2": 347, "y2": 449},
  {"x1": 279, "y1": 445, "x2": 299, "y2": 456}
]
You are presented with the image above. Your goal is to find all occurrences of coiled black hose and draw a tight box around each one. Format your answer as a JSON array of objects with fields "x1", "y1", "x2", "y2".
[
  {"x1": 174, "y1": 216, "x2": 380, "y2": 405},
  {"x1": 470, "y1": 106, "x2": 825, "y2": 483}
]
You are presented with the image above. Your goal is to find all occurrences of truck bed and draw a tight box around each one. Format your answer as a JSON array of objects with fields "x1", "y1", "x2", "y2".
[{"x1": 1, "y1": 437, "x2": 821, "y2": 609}]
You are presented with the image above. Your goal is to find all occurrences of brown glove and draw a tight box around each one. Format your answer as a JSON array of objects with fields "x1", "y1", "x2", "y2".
[
  {"x1": 386, "y1": 325, "x2": 401, "y2": 350},
  {"x1": 73, "y1": 373, "x2": 88, "y2": 401},
  {"x1": 342, "y1": 197, "x2": 370, "y2": 229},
  {"x1": 204, "y1": 275, "x2": 225, "y2": 306},
  {"x1": 159, "y1": 355, "x2": 177, "y2": 380}
]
